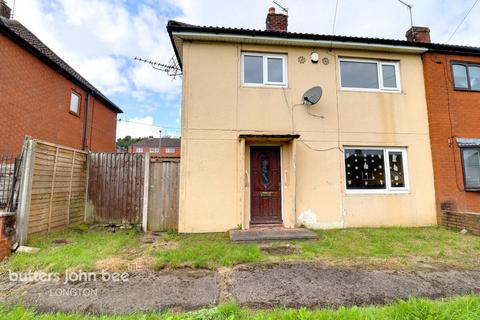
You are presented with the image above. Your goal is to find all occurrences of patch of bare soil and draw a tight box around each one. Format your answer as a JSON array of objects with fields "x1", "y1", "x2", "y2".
[
  {"x1": 5, "y1": 270, "x2": 218, "y2": 314},
  {"x1": 3, "y1": 262, "x2": 480, "y2": 314},
  {"x1": 231, "y1": 262, "x2": 480, "y2": 309}
]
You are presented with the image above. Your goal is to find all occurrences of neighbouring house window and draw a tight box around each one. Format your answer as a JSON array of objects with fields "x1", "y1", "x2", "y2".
[
  {"x1": 241, "y1": 52, "x2": 287, "y2": 86},
  {"x1": 344, "y1": 147, "x2": 409, "y2": 192},
  {"x1": 461, "y1": 148, "x2": 480, "y2": 190},
  {"x1": 452, "y1": 62, "x2": 480, "y2": 91},
  {"x1": 149, "y1": 148, "x2": 159, "y2": 153},
  {"x1": 165, "y1": 147, "x2": 176, "y2": 153},
  {"x1": 135, "y1": 147, "x2": 143, "y2": 153},
  {"x1": 339, "y1": 58, "x2": 400, "y2": 91},
  {"x1": 69, "y1": 91, "x2": 81, "y2": 115}
]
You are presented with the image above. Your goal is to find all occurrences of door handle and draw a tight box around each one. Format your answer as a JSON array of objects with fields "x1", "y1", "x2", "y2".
[{"x1": 260, "y1": 192, "x2": 272, "y2": 197}]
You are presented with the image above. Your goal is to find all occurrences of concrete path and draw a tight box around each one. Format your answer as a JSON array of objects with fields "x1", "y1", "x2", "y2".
[{"x1": 2, "y1": 263, "x2": 480, "y2": 314}]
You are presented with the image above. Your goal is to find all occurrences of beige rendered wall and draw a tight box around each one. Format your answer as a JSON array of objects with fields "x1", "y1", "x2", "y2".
[{"x1": 178, "y1": 40, "x2": 436, "y2": 232}]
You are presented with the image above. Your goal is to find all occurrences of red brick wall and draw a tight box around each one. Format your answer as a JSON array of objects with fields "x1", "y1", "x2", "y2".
[
  {"x1": 127, "y1": 146, "x2": 181, "y2": 157},
  {"x1": 423, "y1": 52, "x2": 480, "y2": 220},
  {"x1": 0, "y1": 33, "x2": 117, "y2": 153}
]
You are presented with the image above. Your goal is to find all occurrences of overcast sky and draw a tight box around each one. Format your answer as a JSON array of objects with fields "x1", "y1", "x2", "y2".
[{"x1": 5, "y1": 0, "x2": 480, "y2": 138}]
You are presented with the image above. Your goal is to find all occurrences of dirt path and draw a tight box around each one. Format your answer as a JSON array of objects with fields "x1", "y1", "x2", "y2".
[{"x1": 2, "y1": 263, "x2": 480, "y2": 314}]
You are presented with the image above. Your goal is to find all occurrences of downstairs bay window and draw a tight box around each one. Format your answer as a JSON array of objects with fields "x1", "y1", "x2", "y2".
[{"x1": 344, "y1": 147, "x2": 409, "y2": 193}]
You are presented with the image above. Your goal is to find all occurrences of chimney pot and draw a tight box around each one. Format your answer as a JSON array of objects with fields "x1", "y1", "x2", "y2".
[
  {"x1": 406, "y1": 26, "x2": 431, "y2": 43},
  {"x1": 266, "y1": 7, "x2": 288, "y2": 32}
]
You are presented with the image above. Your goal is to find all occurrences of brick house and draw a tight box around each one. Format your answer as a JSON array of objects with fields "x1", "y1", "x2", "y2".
[
  {"x1": 0, "y1": 3, "x2": 122, "y2": 154},
  {"x1": 416, "y1": 29, "x2": 480, "y2": 221},
  {"x1": 128, "y1": 137, "x2": 181, "y2": 157}
]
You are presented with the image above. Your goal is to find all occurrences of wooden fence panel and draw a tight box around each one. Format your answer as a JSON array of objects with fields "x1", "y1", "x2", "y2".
[
  {"x1": 88, "y1": 153, "x2": 145, "y2": 224},
  {"x1": 147, "y1": 157, "x2": 180, "y2": 231},
  {"x1": 27, "y1": 140, "x2": 88, "y2": 236}
]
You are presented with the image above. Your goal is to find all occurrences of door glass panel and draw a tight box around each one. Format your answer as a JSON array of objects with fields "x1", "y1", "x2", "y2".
[
  {"x1": 388, "y1": 151, "x2": 405, "y2": 188},
  {"x1": 260, "y1": 154, "x2": 270, "y2": 187},
  {"x1": 452, "y1": 64, "x2": 468, "y2": 89},
  {"x1": 469, "y1": 66, "x2": 480, "y2": 90}
]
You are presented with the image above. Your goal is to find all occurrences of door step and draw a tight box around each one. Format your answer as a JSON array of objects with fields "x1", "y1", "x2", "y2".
[
  {"x1": 230, "y1": 227, "x2": 318, "y2": 242},
  {"x1": 250, "y1": 223, "x2": 284, "y2": 229}
]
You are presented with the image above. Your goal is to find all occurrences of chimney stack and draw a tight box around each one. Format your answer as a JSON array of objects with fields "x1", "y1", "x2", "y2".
[
  {"x1": 266, "y1": 7, "x2": 288, "y2": 32},
  {"x1": 406, "y1": 26, "x2": 431, "y2": 43},
  {"x1": 0, "y1": 0, "x2": 11, "y2": 19}
]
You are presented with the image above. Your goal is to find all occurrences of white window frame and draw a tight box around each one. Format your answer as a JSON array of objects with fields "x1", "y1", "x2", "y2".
[
  {"x1": 149, "y1": 147, "x2": 159, "y2": 153},
  {"x1": 135, "y1": 147, "x2": 143, "y2": 153},
  {"x1": 339, "y1": 58, "x2": 401, "y2": 92},
  {"x1": 69, "y1": 91, "x2": 81, "y2": 115},
  {"x1": 344, "y1": 146, "x2": 410, "y2": 194},
  {"x1": 241, "y1": 52, "x2": 288, "y2": 87},
  {"x1": 165, "y1": 147, "x2": 176, "y2": 154}
]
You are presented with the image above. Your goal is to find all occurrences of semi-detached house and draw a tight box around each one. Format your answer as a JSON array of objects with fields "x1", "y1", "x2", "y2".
[{"x1": 167, "y1": 8, "x2": 444, "y2": 233}]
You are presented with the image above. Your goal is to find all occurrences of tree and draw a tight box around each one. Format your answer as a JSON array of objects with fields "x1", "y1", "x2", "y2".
[{"x1": 116, "y1": 136, "x2": 143, "y2": 149}]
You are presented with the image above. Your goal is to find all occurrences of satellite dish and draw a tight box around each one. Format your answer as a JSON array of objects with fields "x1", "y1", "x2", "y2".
[{"x1": 302, "y1": 86, "x2": 322, "y2": 105}]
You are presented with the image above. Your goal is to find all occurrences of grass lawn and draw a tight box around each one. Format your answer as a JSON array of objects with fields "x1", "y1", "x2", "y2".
[
  {"x1": 1, "y1": 225, "x2": 140, "y2": 274},
  {"x1": 1, "y1": 295, "x2": 480, "y2": 319},
  {"x1": 154, "y1": 226, "x2": 480, "y2": 270},
  {"x1": 2, "y1": 225, "x2": 480, "y2": 273}
]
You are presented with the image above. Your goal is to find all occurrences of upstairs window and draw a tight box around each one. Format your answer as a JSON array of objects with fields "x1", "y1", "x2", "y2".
[
  {"x1": 344, "y1": 147, "x2": 409, "y2": 193},
  {"x1": 165, "y1": 147, "x2": 176, "y2": 154},
  {"x1": 241, "y1": 53, "x2": 287, "y2": 86},
  {"x1": 149, "y1": 148, "x2": 159, "y2": 153},
  {"x1": 135, "y1": 147, "x2": 143, "y2": 153},
  {"x1": 339, "y1": 58, "x2": 400, "y2": 92},
  {"x1": 69, "y1": 91, "x2": 81, "y2": 115},
  {"x1": 452, "y1": 62, "x2": 480, "y2": 91}
]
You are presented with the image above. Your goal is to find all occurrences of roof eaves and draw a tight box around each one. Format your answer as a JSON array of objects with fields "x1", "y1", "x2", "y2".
[{"x1": 0, "y1": 17, "x2": 123, "y2": 113}]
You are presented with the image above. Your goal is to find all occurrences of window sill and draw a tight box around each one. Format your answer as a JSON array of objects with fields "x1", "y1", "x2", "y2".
[
  {"x1": 345, "y1": 190, "x2": 410, "y2": 195},
  {"x1": 69, "y1": 111, "x2": 81, "y2": 117},
  {"x1": 241, "y1": 84, "x2": 288, "y2": 89},
  {"x1": 454, "y1": 88, "x2": 480, "y2": 93},
  {"x1": 340, "y1": 88, "x2": 402, "y2": 94},
  {"x1": 464, "y1": 188, "x2": 480, "y2": 192}
]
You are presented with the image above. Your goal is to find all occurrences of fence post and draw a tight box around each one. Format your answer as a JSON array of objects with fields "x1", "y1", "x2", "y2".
[
  {"x1": 66, "y1": 151, "x2": 76, "y2": 226},
  {"x1": 15, "y1": 137, "x2": 36, "y2": 245},
  {"x1": 84, "y1": 153, "x2": 90, "y2": 223},
  {"x1": 47, "y1": 147, "x2": 60, "y2": 233},
  {"x1": 142, "y1": 153, "x2": 150, "y2": 232}
]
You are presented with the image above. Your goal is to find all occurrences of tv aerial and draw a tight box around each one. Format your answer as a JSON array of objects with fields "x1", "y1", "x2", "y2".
[
  {"x1": 302, "y1": 86, "x2": 323, "y2": 105},
  {"x1": 272, "y1": 0, "x2": 288, "y2": 15},
  {"x1": 397, "y1": 0, "x2": 414, "y2": 29},
  {"x1": 133, "y1": 55, "x2": 182, "y2": 79}
]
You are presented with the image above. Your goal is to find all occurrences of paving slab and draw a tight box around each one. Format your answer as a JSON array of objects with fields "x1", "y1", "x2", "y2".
[{"x1": 230, "y1": 228, "x2": 318, "y2": 242}]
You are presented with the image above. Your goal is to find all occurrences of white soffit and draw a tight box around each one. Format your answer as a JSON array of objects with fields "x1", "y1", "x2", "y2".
[{"x1": 172, "y1": 32, "x2": 428, "y2": 54}]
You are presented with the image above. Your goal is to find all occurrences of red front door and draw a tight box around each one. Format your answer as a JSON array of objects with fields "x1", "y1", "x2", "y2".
[{"x1": 250, "y1": 146, "x2": 282, "y2": 225}]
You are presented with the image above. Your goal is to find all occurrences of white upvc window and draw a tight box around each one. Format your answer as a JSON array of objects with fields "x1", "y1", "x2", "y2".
[
  {"x1": 241, "y1": 52, "x2": 287, "y2": 87},
  {"x1": 165, "y1": 147, "x2": 176, "y2": 153},
  {"x1": 339, "y1": 58, "x2": 401, "y2": 92},
  {"x1": 344, "y1": 147, "x2": 409, "y2": 194},
  {"x1": 135, "y1": 147, "x2": 143, "y2": 153},
  {"x1": 149, "y1": 148, "x2": 159, "y2": 153}
]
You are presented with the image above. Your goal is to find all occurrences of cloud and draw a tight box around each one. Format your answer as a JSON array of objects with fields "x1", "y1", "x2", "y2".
[{"x1": 116, "y1": 116, "x2": 162, "y2": 139}]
